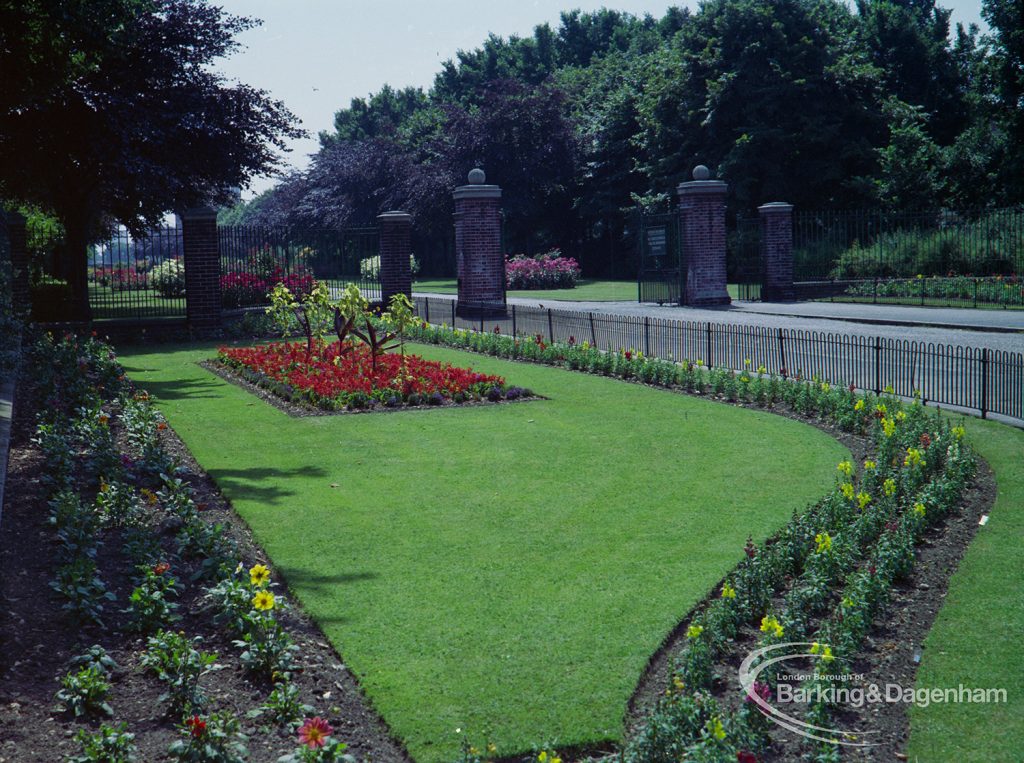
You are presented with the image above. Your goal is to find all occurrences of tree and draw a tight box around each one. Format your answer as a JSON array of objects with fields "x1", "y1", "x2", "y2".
[
  {"x1": 0, "y1": 0, "x2": 303, "y2": 319},
  {"x1": 981, "y1": 0, "x2": 1024, "y2": 201}
]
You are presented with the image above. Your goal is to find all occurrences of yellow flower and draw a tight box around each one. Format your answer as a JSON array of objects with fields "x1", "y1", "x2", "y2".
[
  {"x1": 707, "y1": 716, "x2": 726, "y2": 741},
  {"x1": 744, "y1": 358, "x2": 751, "y2": 367},
  {"x1": 883, "y1": 478, "x2": 897, "y2": 496},
  {"x1": 895, "y1": 410, "x2": 907, "y2": 422},
  {"x1": 252, "y1": 590, "x2": 275, "y2": 611},
  {"x1": 249, "y1": 564, "x2": 271, "y2": 588},
  {"x1": 687, "y1": 624, "x2": 704, "y2": 639},
  {"x1": 696, "y1": 359, "x2": 705, "y2": 368},
  {"x1": 913, "y1": 502, "x2": 926, "y2": 517},
  {"x1": 469, "y1": 748, "x2": 479, "y2": 756},
  {"x1": 837, "y1": 460, "x2": 853, "y2": 476},
  {"x1": 841, "y1": 595, "x2": 855, "y2": 608},
  {"x1": 821, "y1": 382, "x2": 831, "y2": 393},
  {"x1": 876, "y1": 403, "x2": 887, "y2": 415},
  {"x1": 538, "y1": 752, "x2": 547, "y2": 763},
  {"x1": 952, "y1": 425, "x2": 965, "y2": 440},
  {"x1": 881, "y1": 417, "x2": 896, "y2": 437},
  {"x1": 904, "y1": 448, "x2": 924, "y2": 467},
  {"x1": 760, "y1": 615, "x2": 784, "y2": 638},
  {"x1": 810, "y1": 641, "x2": 821, "y2": 654},
  {"x1": 672, "y1": 675, "x2": 686, "y2": 693},
  {"x1": 840, "y1": 482, "x2": 855, "y2": 500},
  {"x1": 820, "y1": 644, "x2": 835, "y2": 663},
  {"x1": 487, "y1": 743, "x2": 497, "y2": 754},
  {"x1": 757, "y1": 365, "x2": 767, "y2": 374},
  {"x1": 863, "y1": 460, "x2": 876, "y2": 471},
  {"x1": 815, "y1": 532, "x2": 832, "y2": 553},
  {"x1": 857, "y1": 492, "x2": 871, "y2": 510},
  {"x1": 884, "y1": 385, "x2": 895, "y2": 394},
  {"x1": 721, "y1": 582, "x2": 736, "y2": 599},
  {"x1": 854, "y1": 399, "x2": 865, "y2": 411}
]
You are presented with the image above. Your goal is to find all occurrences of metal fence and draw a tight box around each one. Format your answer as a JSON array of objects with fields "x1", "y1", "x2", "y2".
[
  {"x1": 792, "y1": 208, "x2": 1024, "y2": 309},
  {"x1": 413, "y1": 296, "x2": 1023, "y2": 422},
  {"x1": 219, "y1": 226, "x2": 380, "y2": 308},
  {"x1": 89, "y1": 226, "x2": 186, "y2": 319}
]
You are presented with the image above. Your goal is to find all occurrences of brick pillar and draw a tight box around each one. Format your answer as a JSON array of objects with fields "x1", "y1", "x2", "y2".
[
  {"x1": 377, "y1": 211, "x2": 413, "y2": 307},
  {"x1": 678, "y1": 165, "x2": 730, "y2": 306},
  {"x1": 5, "y1": 212, "x2": 30, "y2": 316},
  {"x1": 454, "y1": 168, "x2": 505, "y2": 317},
  {"x1": 759, "y1": 202, "x2": 795, "y2": 301},
  {"x1": 180, "y1": 206, "x2": 222, "y2": 334}
]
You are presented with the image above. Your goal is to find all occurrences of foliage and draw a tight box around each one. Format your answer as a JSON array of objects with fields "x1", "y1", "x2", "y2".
[
  {"x1": 70, "y1": 723, "x2": 139, "y2": 763},
  {"x1": 359, "y1": 254, "x2": 421, "y2": 279},
  {"x1": 151, "y1": 258, "x2": 187, "y2": 298},
  {"x1": 505, "y1": 250, "x2": 581, "y2": 290},
  {"x1": 56, "y1": 665, "x2": 113, "y2": 718},
  {"x1": 249, "y1": 681, "x2": 314, "y2": 729},
  {"x1": 0, "y1": 0, "x2": 303, "y2": 319},
  {"x1": 843, "y1": 274, "x2": 1024, "y2": 306},
  {"x1": 168, "y1": 711, "x2": 249, "y2": 763},
  {"x1": 267, "y1": 281, "x2": 334, "y2": 359},
  {"x1": 141, "y1": 630, "x2": 221, "y2": 715},
  {"x1": 127, "y1": 563, "x2": 181, "y2": 633}
]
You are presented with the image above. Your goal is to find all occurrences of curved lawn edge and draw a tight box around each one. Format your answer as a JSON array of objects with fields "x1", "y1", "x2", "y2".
[
  {"x1": 118, "y1": 340, "x2": 848, "y2": 763},
  {"x1": 907, "y1": 417, "x2": 1024, "y2": 760}
]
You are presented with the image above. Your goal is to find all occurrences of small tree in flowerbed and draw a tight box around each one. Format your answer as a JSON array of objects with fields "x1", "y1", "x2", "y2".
[
  {"x1": 221, "y1": 281, "x2": 526, "y2": 411},
  {"x1": 505, "y1": 250, "x2": 581, "y2": 290}
]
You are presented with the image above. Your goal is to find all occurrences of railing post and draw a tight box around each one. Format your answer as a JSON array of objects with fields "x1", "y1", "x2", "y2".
[
  {"x1": 980, "y1": 348, "x2": 989, "y2": 419},
  {"x1": 777, "y1": 327, "x2": 787, "y2": 376},
  {"x1": 706, "y1": 323, "x2": 713, "y2": 367},
  {"x1": 874, "y1": 337, "x2": 882, "y2": 394},
  {"x1": 547, "y1": 308, "x2": 554, "y2": 344},
  {"x1": 511, "y1": 303, "x2": 517, "y2": 336},
  {"x1": 589, "y1": 312, "x2": 597, "y2": 346},
  {"x1": 451, "y1": 299, "x2": 456, "y2": 326},
  {"x1": 425, "y1": 298, "x2": 430, "y2": 324},
  {"x1": 644, "y1": 316, "x2": 651, "y2": 356}
]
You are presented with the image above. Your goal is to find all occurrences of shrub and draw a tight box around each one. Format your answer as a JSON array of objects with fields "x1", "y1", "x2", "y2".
[
  {"x1": 70, "y1": 723, "x2": 138, "y2": 763},
  {"x1": 360, "y1": 254, "x2": 420, "y2": 279},
  {"x1": 151, "y1": 258, "x2": 186, "y2": 297},
  {"x1": 505, "y1": 249, "x2": 580, "y2": 290},
  {"x1": 56, "y1": 665, "x2": 113, "y2": 718}
]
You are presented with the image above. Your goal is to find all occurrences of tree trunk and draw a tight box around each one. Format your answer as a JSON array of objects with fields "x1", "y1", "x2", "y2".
[{"x1": 63, "y1": 216, "x2": 92, "y2": 322}]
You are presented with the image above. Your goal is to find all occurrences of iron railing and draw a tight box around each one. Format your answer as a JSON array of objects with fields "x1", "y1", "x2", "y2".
[
  {"x1": 792, "y1": 208, "x2": 1024, "y2": 308},
  {"x1": 89, "y1": 226, "x2": 186, "y2": 320},
  {"x1": 413, "y1": 296, "x2": 1023, "y2": 422},
  {"x1": 219, "y1": 226, "x2": 381, "y2": 307}
]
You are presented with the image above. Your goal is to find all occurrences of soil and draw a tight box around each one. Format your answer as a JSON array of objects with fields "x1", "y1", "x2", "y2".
[{"x1": 0, "y1": 346, "x2": 998, "y2": 763}]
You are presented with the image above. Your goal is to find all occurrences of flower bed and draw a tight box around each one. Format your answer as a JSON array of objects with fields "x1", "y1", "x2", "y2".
[
  {"x1": 217, "y1": 340, "x2": 528, "y2": 411},
  {"x1": 0, "y1": 331, "x2": 404, "y2": 761},
  {"x1": 221, "y1": 270, "x2": 316, "y2": 308},
  {"x1": 842, "y1": 274, "x2": 1023, "y2": 307},
  {"x1": 505, "y1": 250, "x2": 581, "y2": 290}
]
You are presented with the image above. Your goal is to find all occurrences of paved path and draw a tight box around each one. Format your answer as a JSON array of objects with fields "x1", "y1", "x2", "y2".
[{"x1": 416, "y1": 292, "x2": 1024, "y2": 353}]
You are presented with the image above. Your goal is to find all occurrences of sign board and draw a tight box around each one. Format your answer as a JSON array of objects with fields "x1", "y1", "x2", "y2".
[{"x1": 645, "y1": 226, "x2": 667, "y2": 260}]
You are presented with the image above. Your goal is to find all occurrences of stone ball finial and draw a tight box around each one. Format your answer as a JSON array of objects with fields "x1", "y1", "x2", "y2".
[
  {"x1": 468, "y1": 168, "x2": 486, "y2": 184},
  {"x1": 692, "y1": 165, "x2": 711, "y2": 181}
]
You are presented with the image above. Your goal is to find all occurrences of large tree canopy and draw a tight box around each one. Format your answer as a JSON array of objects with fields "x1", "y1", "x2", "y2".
[{"x1": 0, "y1": 0, "x2": 303, "y2": 317}]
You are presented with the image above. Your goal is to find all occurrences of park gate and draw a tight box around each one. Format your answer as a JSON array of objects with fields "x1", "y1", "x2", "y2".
[{"x1": 637, "y1": 212, "x2": 683, "y2": 305}]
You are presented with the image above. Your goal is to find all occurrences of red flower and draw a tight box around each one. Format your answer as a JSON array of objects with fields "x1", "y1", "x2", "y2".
[
  {"x1": 298, "y1": 716, "x2": 333, "y2": 748},
  {"x1": 186, "y1": 715, "x2": 206, "y2": 738},
  {"x1": 920, "y1": 433, "x2": 931, "y2": 448},
  {"x1": 737, "y1": 751, "x2": 758, "y2": 763},
  {"x1": 152, "y1": 562, "x2": 170, "y2": 576}
]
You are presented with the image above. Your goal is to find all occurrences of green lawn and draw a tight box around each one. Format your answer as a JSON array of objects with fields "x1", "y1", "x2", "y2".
[
  {"x1": 119, "y1": 342, "x2": 846, "y2": 761},
  {"x1": 415, "y1": 278, "x2": 637, "y2": 301},
  {"x1": 907, "y1": 417, "x2": 1024, "y2": 760}
]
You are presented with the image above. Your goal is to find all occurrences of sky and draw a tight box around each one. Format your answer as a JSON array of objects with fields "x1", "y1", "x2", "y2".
[{"x1": 213, "y1": 0, "x2": 988, "y2": 198}]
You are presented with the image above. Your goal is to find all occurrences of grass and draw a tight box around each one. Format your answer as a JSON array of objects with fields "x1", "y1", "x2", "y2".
[
  {"x1": 414, "y1": 278, "x2": 637, "y2": 301},
  {"x1": 119, "y1": 341, "x2": 847, "y2": 761},
  {"x1": 907, "y1": 416, "x2": 1024, "y2": 760}
]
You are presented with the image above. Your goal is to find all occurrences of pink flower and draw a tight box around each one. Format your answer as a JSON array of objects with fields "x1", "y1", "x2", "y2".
[{"x1": 298, "y1": 716, "x2": 333, "y2": 748}]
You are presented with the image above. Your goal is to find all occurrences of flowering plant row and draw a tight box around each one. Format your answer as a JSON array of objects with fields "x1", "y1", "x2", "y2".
[
  {"x1": 505, "y1": 250, "x2": 581, "y2": 290},
  {"x1": 406, "y1": 321, "x2": 978, "y2": 762},
  {"x1": 25, "y1": 332, "x2": 359, "y2": 762},
  {"x1": 217, "y1": 340, "x2": 522, "y2": 411},
  {"x1": 221, "y1": 269, "x2": 316, "y2": 309}
]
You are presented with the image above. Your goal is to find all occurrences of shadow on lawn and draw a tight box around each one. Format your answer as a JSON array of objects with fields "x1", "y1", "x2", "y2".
[
  {"x1": 207, "y1": 465, "x2": 329, "y2": 505},
  {"x1": 120, "y1": 368, "x2": 226, "y2": 402},
  {"x1": 279, "y1": 568, "x2": 379, "y2": 625}
]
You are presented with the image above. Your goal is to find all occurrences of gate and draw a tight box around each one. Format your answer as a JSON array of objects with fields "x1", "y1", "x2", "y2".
[
  {"x1": 728, "y1": 216, "x2": 762, "y2": 301},
  {"x1": 218, "y1": 226, "x2": 381, "y2": 308},
  {"x1": 638, "y1": 212, "x2": 683, "y2": 304}
]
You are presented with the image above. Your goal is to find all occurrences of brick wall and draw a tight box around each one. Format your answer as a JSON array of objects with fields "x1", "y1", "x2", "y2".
[
  {"x1": 377, "y1": 211, "x2": 413, "y2": 306},
  {"x1": 760, "y1": 202, "x2": 795, "y2": 301},
  {"x1": 454, "y1": 178, "x2": 505, "y2": 317},
  {"x1": 677, "y1": 180, "x2": 731, "y2": 306},
  {"x1": 180, "y1": 207, "x2": 222, "y2": 335}
]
